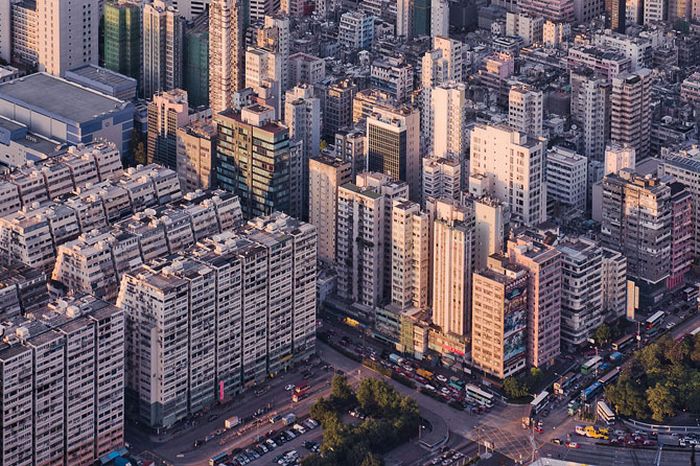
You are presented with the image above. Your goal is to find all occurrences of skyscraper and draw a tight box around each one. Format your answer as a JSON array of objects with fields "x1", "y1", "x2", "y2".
[
  {"x1": 183, "y1": 11, "x2": 209, "y2": 107},
  {"x1": 308, "y1": 155, "x2": 352, "y2": 263},
  {"x1": 176, "y1": 119, "x2": 217, "y2": 191},
  {"x1": 570, "y1": 68, "x2": 611, "y2": 160},
  {"x1": 508, "y1": 233, "x2": 562, "y2": 368},
  {"x1": 601, "y1": 169, "x2": 672, "y2": 300},
  {"x1": 471, "y1": 254, "x2": 529, "y2": 379},
  {"x1": 366, "y1": 106, "x2": 421, "y2": 201},
  {"x1": 397, "y1": 0, "x2": 413, "y2": 39},
  {"x1": 36, "y1": 0, "x2": 99, "y2": 76},
  {"x1": 209, "y1": 0, "x2": 245, "y2": 114},
  {"x1": 430, "y1": 198, "x2": 474, "y2": 338},
  {"x1": 432, "y1": 82, "x2": 467, "y2": 159},
  {"x1": 245, "y1": 46, "x2": 283, "y2": 117},
  {"x1": 215, "y1": 104, "x2": 294, "y2": 218},
  {"x1": 430, "y1": 0, "x2": 449, "y2": 37},
  {"x1": 142, "y1": 0, "x2": 184, "y2": 98},
  {"x1": 610, "y1": 69, "x2": 652, "y2": 159},
  {"x1": 469, "y1": 124, "x2": 547, "y2": 227},
  {"x1": 391, "y1": 200, "x2": 430, "y2": 310},
  {"x1": 324, "y1": 79, "x2": 357, "y2": 138},
  {"x1": 147, "y1": 89, "x2": 190, "y2": 169},
  {"x1": 103, "y1": 1, "x2": 142, "y2": 83}
]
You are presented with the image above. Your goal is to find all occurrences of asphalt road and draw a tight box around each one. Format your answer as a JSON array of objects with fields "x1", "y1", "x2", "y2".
[{"x1": 539, "y1": 442, "x2": 692, "y2": 466}]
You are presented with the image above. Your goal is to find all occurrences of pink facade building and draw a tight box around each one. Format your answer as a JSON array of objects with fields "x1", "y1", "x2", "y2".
[{"x1": 508, "y1": 232, "x2": 562, "y2": 368}]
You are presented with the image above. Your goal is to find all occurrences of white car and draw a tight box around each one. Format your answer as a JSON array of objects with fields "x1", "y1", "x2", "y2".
[
  {"x1": 285, "y1": 384, "x2": 295, "y2": 391},
  {"x1": 293, "y1": 423, "x2": 306, "y2": 434},
  {"x1": 436, "y1": 375, "x2": 448, "y2": 383}
]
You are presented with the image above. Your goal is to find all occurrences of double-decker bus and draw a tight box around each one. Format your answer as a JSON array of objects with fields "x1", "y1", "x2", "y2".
[
  {"x1": 464, "y1": 384, "x2": 494, "y2": 408},
  {"x1": 645, "y1": 311, "x2": 665, "y2": 330},
  {"x1": 581, "y1": 382, "x2": 603, "y2": 402},
  {"x1": 598, "y1": 368, "x2": 620, "y2": 386},
  {"x1": 530, "y1": 391, "x2": 551, "y2": 415},
  {"x1": 292, "y1": 384, "x2": 310, "y2": 402},
  {"x1": 596, "y1": 400, "x2": 616, "y2": 425},
  {"x1": 611, "y1": 334, "x2": 634, "y2": 351},
  {"x1": 581, "y1": 356, "x2": 602, "y2": 375}
]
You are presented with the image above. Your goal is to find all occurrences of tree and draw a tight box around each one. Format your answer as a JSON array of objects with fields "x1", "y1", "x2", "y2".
[
  {"x1": 503, "y1": 377, "x2": 528, "y2": 399},
  {"x1": 646, "y1": 383, "x2": 676, "y2": 422},
  {"x1": 595, "y1": 324, "x2": 612, "y2": 345},
  {"x1": 360, "y1": 453, "x2": 383, "y2": 466},
  {"x1": 330, "y1": 375, "x2": 354, "y2": 408}
]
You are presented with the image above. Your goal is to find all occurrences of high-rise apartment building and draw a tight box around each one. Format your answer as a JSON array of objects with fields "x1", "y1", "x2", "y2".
[
  {"x1": 336, "y1": 174, "x2": 409, "y2": 312},
  {"x1": 367, "y1": 106, "x2": 421, "y2": 201},
  {"x1": 546, "y1": 146, "x2": 588, "y2": 211},
  {"x1": 643, "y1": 0, "x2": 665, "y2": 23},
  {"x1": 370, "y1": 57, "x2": 414, "y2": 103},
  {"x1": 472, "y1": 195, "x2": 509, "y2": 272},
  {"x1": 471, "y1": 254, "x2": 529, "y2": 379},
  {"x1": 422, "y1": 156, "x2": 461, "y2": 203},
  {"x1": 147, "y1": 89, "x2": 190, "y2": 169},
  {"x1": 176, "y1": 119, "x2": 217, "y2": 191},
  {"x1": 245, "y1": 46, "x2": 283, "y2": 118},
  {"x1": 11, "y1": 0, "x2": 39, "y2": 66},
  {"x1": 601, "y1": 169, "x2": 672, "y2": 300},
  {"x1": 601, "y1": 248, "x2": 628, "y2": 319},
  {"x1": 215, "y1": 104, "x2": 295, "y2": 218},
  {"x1": 659, "y1": 151, "x2": 700, "y2": 255},
  {"x1": 334, "y1": 129, "x2": 366, "y2": 177},
  {"x1": 257, "y1": 16, "x2": 290, "y2": 91},
  {"x1": 508, "y1": 84, "x2": 544, "y2": 137},
  {"x1": 0, "y1": 295, "x2": 124, "y2": 466},
  {"x1": 103, "y1": 1, "x2": 142, "y2": 83},
  {"x1": 570, "y1": 68, "x2": 610, "y2": 160},
  {"x1": 391, "y1": 200, "x2": 430, "y2": 309},
  {"x1": 469, "y1": 124, "x2": 547, "y2": 227},
  {"x1": 604, "y1": 143, "x2": 636, "y2": 175},
  {"x1": 324, "y1": 79, "x2": 357, "y2": 138},
  {"x1": 668, "y1": 183, "x2": 693, "y2": 290},
  {"x1": 606, "y1": 0, "x2": 626, "y2": 31},
  {"x1": 430, "y1": 198, "x2": 474, "y2": 338},
  {"x1": 431, "y1": 0, "x2": 449, "y2": 36},
  {"x1": 338, "y1": 11, "x2": 374, "y2": 50},
  {"x1": 557, "y1": 236, "x2": 604, "y2": 348},
  {"x1": 183, "y1": 11, "x2": 209, "y2": 108},
  {"x1": 506, "y1": 12, "x2": 544, "y2": 46},
  {"x1": 0, "y1": 0, "x2": 9, "y2": 63},
  {"x1": 36, "y1": 0, "x2": 99, "y2": 76},
  {"x1": 142, "y1": 0, "x2": 184, "y2": 98},
  {"x1": 432, "y1": 82, "x2": 467, "y2": 159},
  {"x1": 517, "y1": 0, "x2": 575, "y2": 21},
  {"x1": 209, "y1": 0, "x2": 245, "y2": 114},
  {"x1": 171, "y1": 0, "x2": 210, "y2": 19},
  {"x1": 610, "y1": 69, "x2": 652, "y2": 159},
  {"x1": 309, "y1": 155, "x2": 352, "y2": 263},
  {"x1": 508, "y1": 233, "x2": 562, "y2": 368},
  {"x1": 397, "y1": 0, "x2": 413, "y2": 39},
  {"x1": 117, "y1": 212, "x2": 316, "y2": 430}
]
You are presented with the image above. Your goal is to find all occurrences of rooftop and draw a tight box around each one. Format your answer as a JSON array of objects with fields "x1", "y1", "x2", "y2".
[
  {"x1": 65, "y1": 64, "x2": 138, "y2": 92},
  {"x1": 0, "y1": 73, "x2": 129, "y2": 124}
]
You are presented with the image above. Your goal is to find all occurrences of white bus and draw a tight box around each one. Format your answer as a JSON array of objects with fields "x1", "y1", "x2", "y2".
[
  {"x1": 596, "y1": 400, "x2": 616, "y2": 425},
  {"x1": 645, "y1": 311, "x2": 665, "y2": 330},
  {"x1": 530, "y1": 390, "x2": 550, "y2": 415},
  {"x1": 465, "y1": 384, "x2": 495, "y2": 408},
  {"x1": 691, "y1": 326, "x2": 700, "y2": 337},
  {"x1": 581, "y1": 356, "x2": 603, "y2": 375}
]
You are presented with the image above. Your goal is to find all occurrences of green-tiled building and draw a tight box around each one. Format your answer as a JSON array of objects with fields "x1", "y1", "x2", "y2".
[
  {"x1": 103, "y1": 1, "x2": 141, "y2": 85},
  {"x1": 184, "y1": 12, "x2": 209, "y2": 108}
]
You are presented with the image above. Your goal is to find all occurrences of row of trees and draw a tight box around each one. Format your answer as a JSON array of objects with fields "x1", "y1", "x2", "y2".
[
  {"x1": 302, "y1": 376, "x2": 420, "y2": 466},
  {"x1": 605, "y1": 334, "x2": 700, "y2": 422}
]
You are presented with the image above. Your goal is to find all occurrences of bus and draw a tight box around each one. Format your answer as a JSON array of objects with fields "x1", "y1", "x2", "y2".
[
  {"x1": 292, "y1": 384, "x2": 310, "y2": 402},
  {"x1": 581, "y1": 356, "x2": 603, "y2": 375},
  {"x1": 581, "y1": 381, "x2": 603, "y2": 402},
  {"x1": 530, "y1": 391, "x2": 551, "y2": 415},
  {"x1": 691, "y1": 326, "x2": 700, "y2": 337},
  {"x1": 611, "y1": 334, "x2": 634, "y2": 352},
  {"x1": 598, "y1": 368, "x2": 620, "y2": 386},
  {"x1": 465, "y1": 384, "x2": 495, "y2": 408},
  {"x1": 554, "y1": 372, "x2": 577, "y2": 396},
  {"x1": 210, "y1": 453, "x2": 230, "y2": 466},
  {"x1": 645, "y1": 311, "x2": 665, "y2": 330},
  {"x1": 597, "y1": 400, "x2": 616, "y2": 425}
]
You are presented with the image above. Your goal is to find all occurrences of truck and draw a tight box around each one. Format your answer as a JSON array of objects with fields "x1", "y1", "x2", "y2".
[
  {"x1": 389, "y1": 353, "x2": 404, "y2": 365},
  {"x1": 416, "y1": 368, "x2": 433, "y2": 380},
  {"x1": 224, "y1": 416, "x2": 241, "y2": 429},
  {"x1": 282, "y1": 413, "x2": 296, "y2": 425}
]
